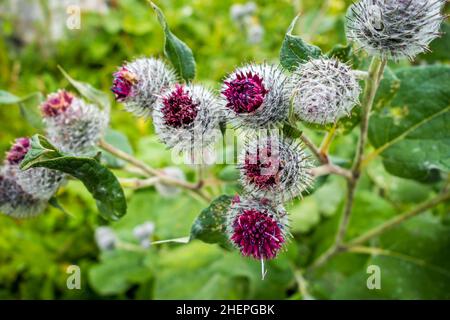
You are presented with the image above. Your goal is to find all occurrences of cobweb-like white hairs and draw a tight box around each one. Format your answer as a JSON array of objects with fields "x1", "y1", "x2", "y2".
[
  {"x1": 153, "y1": 84, "x2": 222, "y2": 154},
  {"x1": 292, "y1": 58, "x2": 361, "y2": 124},
  {"x1": 346, "y1": 0, "x2": 446, "y2": 60},
  {"x1": 44, "y1": 97, "x2": 109, "y2": 155},
  {"x1": 239, "y1": 132, "x2": 313, "y2": 201},
  {"x1": 221, "y1": 63, "x2": 291, "y2": 129},
  {"x1": 114, "y1": 57, "x2": 177, "y2": 118}
]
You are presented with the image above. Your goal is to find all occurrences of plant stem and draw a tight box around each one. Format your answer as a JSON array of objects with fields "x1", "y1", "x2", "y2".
[
  {"x1": 347, "y1": 191, "x2": 450, "y2": 247},
  {"x1": 99, "y1": 139, "x2": 211, "y2": 202},
  {"x1": 310, "y1": 163, "x2": 352, "y2": 180},
  {"x1": 300, "y1": 133, "x2": 328, "y2": 164},
  {"x1": 335, "y1": 57, "x2": 387, "y2": 244},
  {"x1": 119, "y1": 177, "x2": 159, "y2": 189},
  {"x1": 309, "y1": 191, "x2": 449, "y2": 270},
  {"x1": 352, "y1": 57, "x2": 387, "y2": 174},
  {"x1": 319, "y1": 123, "x2": 337, "y2": 156},
  {"x1": 308, "y1": 57, "x2": 387, "y2": 270}
]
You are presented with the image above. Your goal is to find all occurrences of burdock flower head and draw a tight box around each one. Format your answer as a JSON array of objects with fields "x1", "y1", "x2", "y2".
[
  {"x1": 41, "y1": 90, "x2": 109, "y2": 155},
  {"x1": 292, "y1": 58, "x2": 361, "y2": 124},
  {"x1": 153, "y1": 84, "x2": 222, "y2": 153},
  {"x1": 221, "y1": 63, "x2": 290, "y2": 129},
  {"x1": 5, "y1": 137, "x2": 30, "y2": 165},
  {"x1": 226, "y1": 196, "x2": 289, "y2": 261},
  {"x1": 346, "y1": 0, "x2": 446, "y2": 60},
  {"x1": 0, "y1": 172, "x2": 48, "y2": 219},
  {"x1": 3, "y1": 137, "x2": 64, "y2": 204},
  {"x1": 112, "y1": 57, "x2": 177, "y2": 117},
  {"x1": 239, "y1": 133, "x2": 313, "y2": 201}
]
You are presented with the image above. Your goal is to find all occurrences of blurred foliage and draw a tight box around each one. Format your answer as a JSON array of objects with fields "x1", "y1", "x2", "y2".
[{"x1": 0, "y1": 0, "x2": 449, "y2": 299}]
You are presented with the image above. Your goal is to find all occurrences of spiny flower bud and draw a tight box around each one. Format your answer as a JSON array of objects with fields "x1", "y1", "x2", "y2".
[
  {"x1": 221, "y1": 63, "x2": 290, "y2": 129},
  {"x1": 226, "y1": 196, "x2": 289, "y2": 260},
  {"x1": 0, "y1": 169, "x2": 47, "y2": 218},
  {"x1": 112, "y1": 57, "x2": 177, "y2": 117},
  {"x1": 95, "y1": 226, "x2": 117, "y2": 251},
  {"x1": 346, "y1": 0, "x2": 446, "y2": 60},
  {"x1": 41, "y1": 90, "x2": 109, "y2": 155},
  {"x1": 4, "y1": 138, "x2": 64, "y2": 201},
  {"x1": 292, "y1": 58, "x2": 361, "y2": 124},
  {"x1": 5, "y1": 137, "x2": 30, "y2": 165},
  {"x1": 153, "y1": 84, "x2": 222, "y2": 153},
  {"x1": 239, "y1": 133, "x2": 313, "y2": 201}
]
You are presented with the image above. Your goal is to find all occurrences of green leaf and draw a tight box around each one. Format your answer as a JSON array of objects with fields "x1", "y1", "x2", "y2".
[
  {"x1": 21, "y1": 135, "x2": 127, "y2": 221},
  {"x1": 100, "y1": 129, "x2": 134, "y2": 169},
  {"x1": 58, "y1": 66, "x2": 110, "y2": 111},
  {"x1": 326, "y1": 43, "x2": 353, "y2": 62},
  {"x1": 368, "y1": 65, "x2": 450, "y2": 181},
  {"x1": 89, "y1": 250, "x2": 151, "y2": 295},
  {"x1": 217, "y1": 166, "x2": 240, "y2": 182},
  {"x1": 0, "y1": 91, "x2": 44, "y2": 129},
  {"x1": 331, "y1": 214, "x2": 450, "y2": 299},
  {"x1": 280, "y1": 15, "x2": 322, "y2": 71},
  {"x1": 282, "y1": 121, "x2": 303, "y2": 139},
  {"x1": 48, "y1": 197, "x2": 72, "y2": 217},
  {"x1": 190, "y1": 195, "x2": 233, "y2": 249},
  {"x1": 150, "y1": 1, "x2": 196, "y2": 82}
]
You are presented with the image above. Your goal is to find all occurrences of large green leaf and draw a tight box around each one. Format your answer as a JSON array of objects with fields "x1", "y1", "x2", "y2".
[
  {"x1": 88, "y1": 250, "x2": 152, "y2": 296},
  {"x1": 330, "y1": 214, "x2": 450, "y2": 299},
  {"x1": 280, "y1": 15, "x2": 322, "y2": 71},
  {"x1": 190, "y1": 195, "x2": 233, "y2": 249},
  {"x1": 368, "y1": 65, "x2": 450, "y2": 181},
  {"x1": 20, "y1": 135, "x2": 127, "y2": 221},
  {"x1": 0, "y1": 90, "x2": 44, "y2": 129},
  {"x1": 150, "y1": 1, "x2": 196, "y2": 82}
]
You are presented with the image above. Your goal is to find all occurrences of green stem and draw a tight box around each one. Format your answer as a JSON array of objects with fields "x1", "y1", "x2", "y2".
[{"x1": 308, "y1": 57, "x2": 387, "y2": 270}]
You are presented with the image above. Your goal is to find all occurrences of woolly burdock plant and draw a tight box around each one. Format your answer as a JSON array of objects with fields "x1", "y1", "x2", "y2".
[
  {"x1": 3, "y1": 137, "x2": 64, "y2": 204},
  {"x1": 292, "y1": 58, "x2": 361, "y2": 124},
  {"x1": 221, "y1": 63, "x2": 290, "y2": 129},
  {"x1": 239, "y1": 133, "x2": 313, "y2": 201},
  {"x1": 227, "y1": 196, "x2": 289, "y2": 267},
  {"x1": 41, "y1": 90, "x2": 109, "y2": 155},
  {"x1": 153, "y1": 84, "x2": 222, "y2": 155},
  {"x1": 346, "y1": 0, "x2": 446, "y2": 60},
  {"x1": 112, "y1": 57, "x2": 177, "y2": 117},
  {"x1": 0, "y1": 172, "x2": 48, "y2": 219}
]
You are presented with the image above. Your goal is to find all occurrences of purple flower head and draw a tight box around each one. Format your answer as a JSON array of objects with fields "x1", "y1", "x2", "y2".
[
  {"x1": 111, "y1": 66, "x2": 138, "y2": 102},
  {"x1": 222, "y1": 71, "x2": 268, "y2": 114},
  {"x1": 6, "y1": 137, "x2": 31, "y2": 165},
  {"x1": 230, "y1": 207, "x2": 285, "y2": 260},
  {"x1": 243, "y1": 141, "x2": 282, "y2": 191},
  {"x1": 161, "y1": 85, "x2": 199, "y2": 128},
  {"x1": 40, "y1": 90, "x2": 74, "y2": 117}
]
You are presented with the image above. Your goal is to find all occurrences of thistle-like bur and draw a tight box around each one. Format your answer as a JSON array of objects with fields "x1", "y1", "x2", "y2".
[
  {"x1": 153, "y1": 84, "x2": 222, "y2": 153},
  {"x1": 41, "y1": 90, "x2": 109, "y2": 155},
  {"x1": 239, "y1": 133, "x2": 313, "y2": 201},
  {"x1": 5, "y1": 138, "x2": 64, "y2": 201},
  {"x1": 292, "y1": 58, "x2": 361, "y2": 124},
  {"x1": 226, "y1": 196, "x2": 289, "y2": 261},
  {"x1": 0, "y1": 172, "x2": 48, "y2": 219},
  {"x1": 112, "y1": 57, "x2": 177, "y2": 118},
  {"x1": 346, "y1": 0, "x2": 446, "y2": 60},
  {"x1": 221, "y1": 63, "x2": 290, "y2": 129}
]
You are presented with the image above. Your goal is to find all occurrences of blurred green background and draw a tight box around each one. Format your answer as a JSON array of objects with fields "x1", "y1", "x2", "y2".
[{"x1": 0, "y1": 0, "x2": 449, "y2": 299}]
